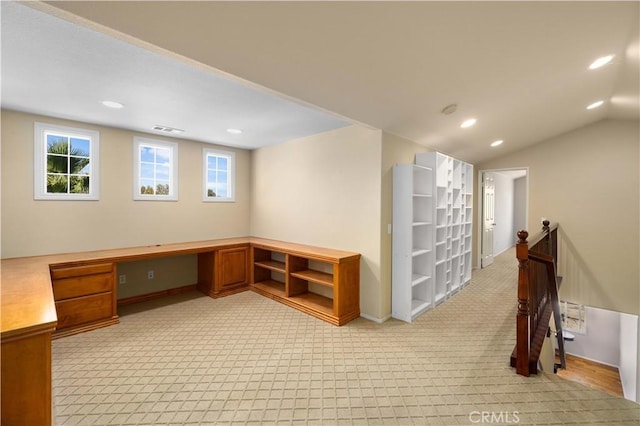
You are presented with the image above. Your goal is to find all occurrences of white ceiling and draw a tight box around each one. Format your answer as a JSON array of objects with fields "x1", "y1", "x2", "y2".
[
  {"x1": 3, "y1": 1, "x2": 639, "y2": 163},
  {"x1": 1, "y1": 2, "x2": 349, "y2": 150}
]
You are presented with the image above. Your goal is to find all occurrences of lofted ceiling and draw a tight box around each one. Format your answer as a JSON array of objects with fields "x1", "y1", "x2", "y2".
[
  {"x1": 3, "y1": 1, "x2": 639, "y2": 163},
  {"x1": 1, "y1": 2, "x2": 349, "y2": 150}
]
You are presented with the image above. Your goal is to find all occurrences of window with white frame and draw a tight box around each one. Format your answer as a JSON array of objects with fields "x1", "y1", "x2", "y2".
[
  {"x1": 34, "y1": 122, "x2": 100, "y2": 200},
  {"x1": 560, "y1": 300, "x2": 587, "y2": 333},
  {"x1": 133, "y1": 137, "x2": 178, "y2": 201},
  {"x1": 203, "y1": 148, "x2": 235, "y2": 202}
]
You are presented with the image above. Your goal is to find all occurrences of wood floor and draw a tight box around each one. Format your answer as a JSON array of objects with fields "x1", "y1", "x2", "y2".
[{"x1": 556, "y1": 353, "x2": 624, "y2": 398}]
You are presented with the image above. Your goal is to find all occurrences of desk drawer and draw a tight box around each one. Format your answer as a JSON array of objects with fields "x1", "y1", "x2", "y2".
[
  {"x1": 55, "y1": 292, "x2": 114, "y2": 330},
  {"x1": 51, "y1": 263, "x2": 113, "y2": 280},
  {"x1": 53, "y1": 273, "x2": 113, "y2": 300}
]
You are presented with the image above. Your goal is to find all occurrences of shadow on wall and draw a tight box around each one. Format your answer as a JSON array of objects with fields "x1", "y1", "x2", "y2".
[{"x1": 558, "y1": 227, "x2": 616, "y2": 310}]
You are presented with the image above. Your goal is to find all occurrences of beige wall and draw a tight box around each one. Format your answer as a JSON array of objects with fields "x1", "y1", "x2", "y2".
[
  {"x1": 117, "y1": 255, "x2": 198, "y2": 299},
  {"x1": 380, "y1": 132, "x2": 432, "y2": 319},
  {"x1": 477, "y1": 119, "x2": 639, "y2": 315},
  {"x1": 1, "y1": 109, "x2": 251, "y2": 258},
  {"x1": 8, "y1": 108, "x2": 635, "y2": 319},
  {"x1": 250, "y1": 125, "x2": 383, "y2": 320}
]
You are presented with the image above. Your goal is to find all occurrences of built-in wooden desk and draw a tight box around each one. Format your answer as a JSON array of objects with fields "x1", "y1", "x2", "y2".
[
  {"x1": 2, "y1": 255, "x2": 58, "y2": 426},
  {"x1": 1, "y1": 237, "x2": 360, "y2": 425}
]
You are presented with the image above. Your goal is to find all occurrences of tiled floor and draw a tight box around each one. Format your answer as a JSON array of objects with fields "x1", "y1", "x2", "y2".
[{"x1": 52, "y1": 249, "x2": 639, "y2": 425}]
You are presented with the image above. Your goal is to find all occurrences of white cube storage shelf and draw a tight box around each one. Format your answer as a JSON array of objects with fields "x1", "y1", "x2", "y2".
[
  {"x1": 392, "y1": 152, "x2": 473, "y2": 323},
  {"x1": 392, "y1": 164, "x2": 435, "y2": 322}
]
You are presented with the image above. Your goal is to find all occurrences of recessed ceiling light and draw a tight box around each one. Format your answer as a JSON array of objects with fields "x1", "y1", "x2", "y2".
[
  {"x1": 101, "y1": 100, "x2": 124, "y2": 109},
  {"x1": 586, "y1": 100, "x2": 604, "y2": 110},
  {"x1": 226, "y1": 128, "x2": 243, "y2": 134},
  {"x1": 588, "y1": 55, "x2": 614, "y2": 70},
  {"x1": 460, "y1": 118, "x2": 477, "y2": 128},
  {"x1": 490, "y1": 140, "x2": 503, "y2": 147}
]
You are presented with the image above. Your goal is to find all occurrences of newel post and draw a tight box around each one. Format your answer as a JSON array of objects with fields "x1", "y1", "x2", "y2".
[{"x1": 516, "y1": 230, "x2": 531, "y2": 376}]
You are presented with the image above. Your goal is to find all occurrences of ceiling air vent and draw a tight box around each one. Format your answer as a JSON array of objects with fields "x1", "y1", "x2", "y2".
[{"x1": 152, "y1": 125, "x2": 184, "y2": 135}]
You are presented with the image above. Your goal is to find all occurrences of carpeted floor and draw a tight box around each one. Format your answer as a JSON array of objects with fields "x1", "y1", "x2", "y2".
[{"x1": 52, "y1": 248, "x2": 639, "y2": 425}]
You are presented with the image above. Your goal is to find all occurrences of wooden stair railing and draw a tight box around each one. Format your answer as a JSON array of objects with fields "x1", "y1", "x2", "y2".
[{"x1": 510, "y1": 220, "x2": 566, "y2": 376}]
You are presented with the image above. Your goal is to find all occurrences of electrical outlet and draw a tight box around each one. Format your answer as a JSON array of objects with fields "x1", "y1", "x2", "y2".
[
  {"x1": 147, "y1": 270, "x2": 154, "y2": 280},
  {"x1": 118, "y1": 275, "x2": 126, "y2": 284}
]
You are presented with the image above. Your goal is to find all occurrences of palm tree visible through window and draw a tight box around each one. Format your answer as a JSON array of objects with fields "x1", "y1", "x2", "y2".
[
  {"x1": 34, "y1": 122, "x2": 99, "y2": 200},
  {"x1": 46, "y1": 134, "x2": 91, "y2": 194}
]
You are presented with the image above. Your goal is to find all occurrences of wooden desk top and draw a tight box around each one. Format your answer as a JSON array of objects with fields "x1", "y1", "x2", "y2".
[{"x1": 1, "y1": 237, "x2": 359, "y2": 340}]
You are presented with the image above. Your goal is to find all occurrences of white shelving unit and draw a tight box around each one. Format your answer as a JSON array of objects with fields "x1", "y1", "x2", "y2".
[
  {"x1": 415, "y1": 152, "x2": 473, "y2": 304},
  {"x1": 461, "y1": 161, "x2": 473, "y2": 283},
  {"x1": 392, "y1": 164, "x2": 435, "y2": 322}
]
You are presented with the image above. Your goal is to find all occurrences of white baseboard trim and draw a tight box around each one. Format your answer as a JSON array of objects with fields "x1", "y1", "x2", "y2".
[
  {"x1": 565, "y1": 351, "x2": 620, "y2": 369},
  {"x1": 360, "y1": 313, "x2": 391, "y2": 324}
]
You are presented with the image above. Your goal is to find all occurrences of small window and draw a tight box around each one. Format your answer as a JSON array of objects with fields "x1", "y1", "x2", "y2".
[
  {"x1": 133, "y1": 137, "x2": 178, "y2": 201},
  {"x1": 560, "y1": 300, "x2": 587, "y2": 334},
  {"x1": 34, "y1": 122, "x2": 100, "y2": 200},
  {"x1": 203, "y1": 148, "x2": 235, "y2": 202}
]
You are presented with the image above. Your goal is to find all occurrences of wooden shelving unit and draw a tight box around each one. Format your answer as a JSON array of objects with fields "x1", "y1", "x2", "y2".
[{"x1": 250, "y1": 242, "x2": 360, "y2": 326}]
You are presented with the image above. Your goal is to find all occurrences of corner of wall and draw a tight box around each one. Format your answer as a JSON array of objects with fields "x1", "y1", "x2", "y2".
[{"x1": 249, "y1": 124, "x2": 385, "y2": 320}]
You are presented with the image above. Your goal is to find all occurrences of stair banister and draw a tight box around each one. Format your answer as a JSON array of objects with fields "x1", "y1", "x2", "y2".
[
  {"x1": 511, "y1": 220, "x2": 564, "y2": 376},
  {"x1": 515, "y1": 229, "x2": 531, "y2": 376}
]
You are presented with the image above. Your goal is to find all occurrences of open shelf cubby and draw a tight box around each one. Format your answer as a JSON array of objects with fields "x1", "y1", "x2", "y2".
[
  {"x1": 412, "y1": 165, "x2": 433, "y2": 195},
  {"x1": 411, "y1": 280, "x2": 432, "y2": 317},
  {"x1": 413, "y1": 196, "x2": 433, "y2": 224}
]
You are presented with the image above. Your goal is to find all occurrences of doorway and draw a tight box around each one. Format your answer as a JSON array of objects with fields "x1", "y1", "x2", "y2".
[{"x1": 478, "y1": 169, "x2": 528, "y2": 268}]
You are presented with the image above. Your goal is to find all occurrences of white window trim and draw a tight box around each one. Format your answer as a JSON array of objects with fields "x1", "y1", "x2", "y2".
[
  {"x1": 133, "y1": 137, "x2": 178, "y2": 201},
  {"x1": 560, "y1": 300, "x2": 587, "y2": 335},
  {"x1": 202, "y1": 148, "x2": 236, "y2": 202},
  {"x1": 34, "y1": 122, "x2": 100, "y2": 201}
]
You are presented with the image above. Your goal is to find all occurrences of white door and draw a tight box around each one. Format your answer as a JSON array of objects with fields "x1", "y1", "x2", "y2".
[{"x1": 481, "y1": 172, "x2": 496, "y2": 268}]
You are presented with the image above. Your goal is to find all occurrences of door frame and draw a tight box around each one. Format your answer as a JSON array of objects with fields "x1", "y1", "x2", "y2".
[
  {"x1": 476, "y1": 167, "x2": 529, "y2": 269},
  {"x1": 481, "y1": 171, "x2": 496, "y2": 268}
]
